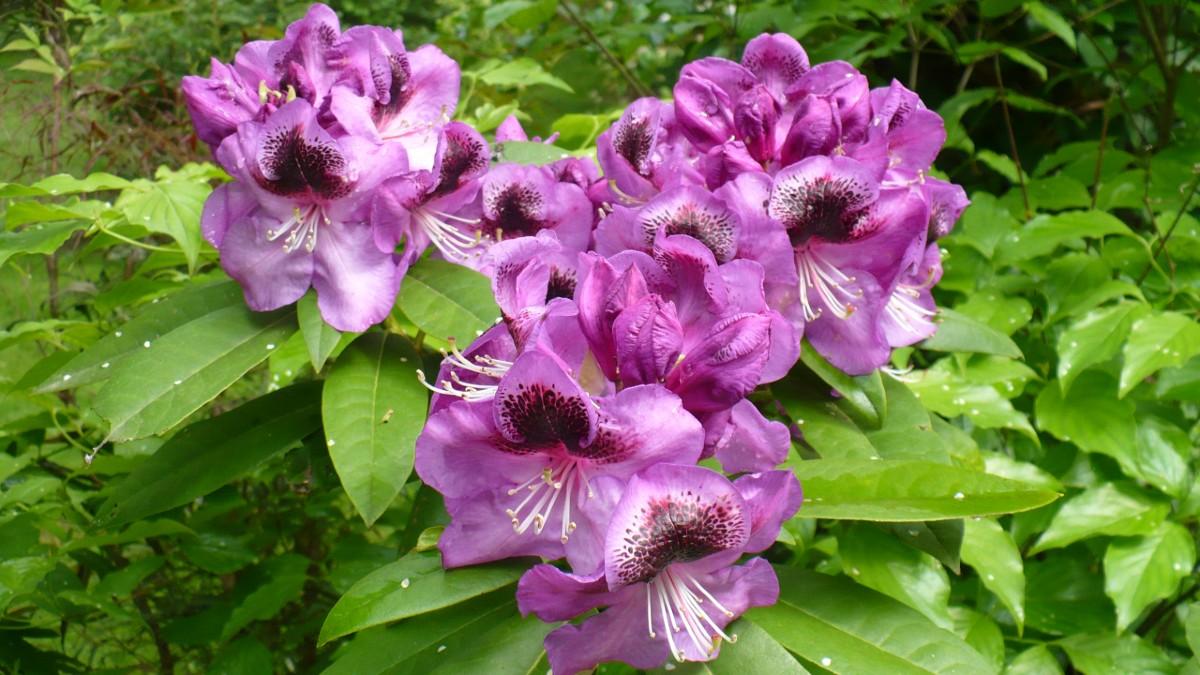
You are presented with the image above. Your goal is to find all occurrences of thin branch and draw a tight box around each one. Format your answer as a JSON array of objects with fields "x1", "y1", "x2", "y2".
[
  {"x1": 1090, "y1": 106, "x2": 1109, "y2": 209},
  {"x1": 558, "y1": 2, "x2": 652, "y2": 98},
  {"x1": 992, "y1": 56, "x2": 1031, "y2": 219},
  {"x1": 1137, "y1": 170, "x2": 1200, "y2": 283}
]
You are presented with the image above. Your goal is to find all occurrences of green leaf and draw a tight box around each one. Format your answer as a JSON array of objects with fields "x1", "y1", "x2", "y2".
[
  {"x1": 1036, "y1": 371, "x2": 1135, "y2": 460},
  {"x1": 920, "y1": 308, "x2": 1022, "y2": 358},
  {"x1": 323, "y1": 333, "x2": 428, "y2": 526},
  {"x1": 952, "y1": 193, "x2": 1018, "y2": 259},
  {"x1": 1119, "y1": 311, "x2": 1200, "y2": 397},
  {"x1": 297, "y1": 291, "x2": 341, "y2": 372},
  {"x1": 704, "y1": 619, "x2": 812, "y2": 674},
  {"x1": 95, "y1": 382, "x2": 321, "y2": 528},
  {"x1": 115, "y1": 164, "x2": 215, "y2": 270},
  {"x1": 319, "y1": 551, "x2": 526, "y2": 645},
  {"x1": 788, "y1": 459, "x2": 1059, "y2": 521},
  {"x1": 1058, "y1": 633, "x2": 1175, "y2": 675},
  {"x1": 210, "y1": 637, "x2": 273, "y2": 675},
  {"x1": 479, "y1": 57, "x2": 573, "y2": 92},
  {"x1": 1025, "y1": 2, "x2": 1076, "y2": 50},
  {"x1": 1004, "y1": 646, "x2": 1063, "y2": 675},
  {"x1": 796, "y1": 343, "x2": 884, "y2": 429},
  {"x1": 1030, "y1": 483, "x2": 1169, "y2": 554},
  {"x1": 93, "y1": 304, "x2": 296, "y2": 442},
  {"x1": 1131, "y1": 416, "x2": 1193, "y2": 498},
  {"x1": 0, "y1": 220, "x2": 85, "y2": 268},
  {"x1": 1027, "y1": 175, "x2": 1090, "y2": 211},
  {"x1": 1026, "y1": 551, "x2": 1115, "y2": 635},
  {"x1": 839, "y1": 524, "x2": 952, "y2": 628},
  {"x1": 953, "y1": 290, "x2": 1034, "y2": 336},
  {"x1": 0, "y1": 171, "x2": 130, "y2": 198},
  {"x1": 398, "y1": 259, "x2": 501, "y2": 342},
  {"x1": 493, "y1": 140, "x2": 575, "y2": 165},
  {"x1": 864, "y1": 376, "x2": 949, "y2": 463},
  {"x1": 949, "y1": 608, "x2": 1004, "y2": 672},
  {"x1": 749, "y1": 567, "x2": 997, "y2": 674},
  {"x1": 1001, "y1": 47, "x2": 1047, "y2": 80},
  {"x1": 1186, "y1": 602, "x2": 1200, "y2": 654},
  {"x1": 1104, "y1": 521, "x2": 1196, "y2": 631},
  {"x1": 1042, "y1": 254, "x2": 1139, "y2": 325},
  {"x1": 886, "y1": 520, "x2": 964, "y2": 574},
  {"x1": 994, "y1": 211, "x2": 1134, "y2": 264},
  {"x1": 424, "y1": 610, "x2": 554, "y2": 675},
  {"x1": 783, "y1": 398, "x2": 878, "y2": 460},
  {"x1": 221, "y1": 554, "x2": 309, "y2": 641},
  {"x1": 38, "y1": 280, "x2": 243, "y2": 393},
  {"x1": 907, "y1": 365, "x2": 1035, "y2": 438},
  {"x1": 324, "y1": 591, "x2": 517, "y2": 675},
  {"x1": 961, "y1": 518, "x2": 1026, "y2": 630},
  {"x1": 1056, "y1": 302, "x2": 1148, "y2": 393}
]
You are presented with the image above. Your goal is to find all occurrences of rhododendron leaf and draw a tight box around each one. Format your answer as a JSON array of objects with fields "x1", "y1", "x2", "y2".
[
  {"x1": 116, "y1": 165, "x2": 215, "y2": 271},
  {"x1": 1056, "y1": 302, "x2": 1148, "y2": 394},
  {"x1": 839, "y1": 524, "x2": 953, "y2": 629},
  {"x1": 1057, "y1": 633, "x2": 1174, "y2": 674},
  {"x1": 750, "y1": 567, "x2": 997, "y2": 674},
  {"x1": 397, "y1": 259, "x2": 500, "y2": 342},
  {"x1": 297, "y1": 290, "x2": 343, "y2": 372},
  {"x1": 1119, "y1": 311, "x2": 1200, "y2": 397},
  {"x1": 95, "y1": 382, "x2": 320, "y2": 528},
  {"x1": 920, "y1": 308, "x2": 1021, "y2": 358},
  {"x1": 788, "y1": 459, "x2": 1058, "y2": 521},
  {"x1": 1030, "y1": 483, "x2": 1169, "y2": 554},
  {"x1": 93, "y1": 304, "x2": 296, "y2": 442},
  {"x1": 37, "y1": 280, "x2": 243, "y2": 392},
  {"x1": 796, "y1": 343, "x2": 884, "y2": 429},
  {"x1": 961, "y1": 518, "x2": 1026, "y2": 631},
  {"x1": 319, "y1": 551, "x2": 526, "y2": 645},
  {"x1": 1104, "y1": 521, "x2": 1196, "y2": 632},
  {"x1": 322, "y1": 333, "x2": 427, "y2": 526},
  {"x1": 494, "y1": 140, "x2": 574, "y2": 165}
]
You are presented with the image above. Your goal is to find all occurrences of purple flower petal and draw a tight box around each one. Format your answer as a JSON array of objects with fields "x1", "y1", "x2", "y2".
[
  {"x1": 734, "y1": 470, "x2": 803, "y2": 552},
  {"x1": 710, "y1": 400, "x2": 792, "y2": 473},
  {"x1": 541, "y1": 585, "x2": 669, "y2": 673},
  {"x1": 415, "y1": 398, "x2": 544, "y2": 499},
  {"x1": 311, "y1": 217, "x2": 402, "y2": 332},
  {"x1": 666, "y1": 312, "x2": 771, "y2": 413},
  {"x1": 613, "y1": 294, "x2": 683, "y2": 386},
  {"x1": 217, "y1": 209, "x2": 314, "y2": 312},
  {"x1": 517, "y1": 565, "x2": 616, "y2": 621},
  {"x1": 494, "y1": 350, "x2": 598, "y2": 448},
  {"x1": 741, "y1": 33, "x2": 810, "y2": 102}
]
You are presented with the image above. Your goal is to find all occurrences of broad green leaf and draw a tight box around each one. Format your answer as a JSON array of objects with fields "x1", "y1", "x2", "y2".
[
  {"x1": 115, "y1": 164, "x2": 215, "y2": 270},
  {"x1": 483, "y1": 0, "x2": 556, "y2": 29},
  {"x1": 1131, "y1": 416, "x2": 1193, "y2": 498},
  {"x1": 865, "y1": 376, "x2": 950, "y2": 463},
  {"x1": 886, "y1": 520, "x2": 964, "y2": 573},
  {"x1": 750, "y1": 567, "x2": 997, "y2": 674},
  {"x1": 907, "y1": 366, "x2": 1035, "y2": 438},
  {"x1": 324, "y1": 591, "x2": 516, "y2": 675},
  {"x1": 423, "y1": 610, "x2": 554, "y2": 675},
  {"x1": 323, "y1": 333, "x2": 428, "y2": 526},
  {"x1": 1186, "y1": 602, "x2": 1200, "y2": 654},
  {"x1": 1024, "y1": 2, "x2": 1076, "y2": 50},
  {"x1": 319, "y1": 551, "x2": 525, "y2": 644},
  {"x1": 1036, "y1": 371, "x2": 1135, "y2": 460},
  {"x1": 398, "y1": 259, "x2": 501, "y2": 342},
  {"x1": 952, "y1": 193, "x2": 1018, "y2": 259},
  {"x1": 1031, "y1": 483, "x2": 1169, "y2": 554},
  {"x1": 950, "y1": 608, "x2": 1004, "y2": 672},
  {"x1": 839, "y1": 524, "x2": 952, "y2": 628},
  {"x1": 1041, "y1": 254, "x2": 1125, "y2": 325},
  {"x1": 953, "y1": 291, "x2": 1033, "y2": 336},
  {"x1": 0, "y1": 220, "x2": 85, "y2": 268},
  {"x1": 1027, "y1": 175, "x2": 1090, "y2": 210},
  {"x1": 64, "y1": 519, "x2": 193, "y2": 551},
  {"x1": 1119, "y1": 311, "x2": 1200, "y2": 397},
  {"x1": 994, "y1": 211, "x2": 1134, "y2": 264},
  {"x1": 920, "y1": 308, "x2": 1022, "y2": 357},
  {"x1": 788, "y1": 459, "x2": 1059, "y2": 521},
  {"x1": 784, "y1": 398, "x2": 878, "y2": 459},
  {"x1": 479, "y1": 57, "x2": 573, "y2": 92},
  {"x1": 1056, "y1": 302, "x2": 1148, "y2": 393},
  {"x1": 95, "y1": 382, "x2": 320, "y2": 527},
  {"x1": 94, "y1": 556, "x2": 164, "y2": 596},
  {"x1": 210, "y1": 637, "x2": 273, "y2": 675},
  {"x1": 1156, "y1": 356, "x2": 1200, "y2": 400},
  {"x1": 493, "y1": 140, "x2": 575, "y2": 165},
  {"x1": 796, "y1": 343, "x2": 884, "y2": 429},
  {"x1": 38, "y1": 280, "x2": 242, "y2": 392},
  {"x1": 1004, "y1": 646, "x2": 1063, "y2": 674},
  {"x1": 93, "y1": 304, "x2": 296, "y2": 441},
  {"x1": 702, "y1": 619, "x2": 812, "y2": 674},
  {"x1": 221, "y1": 554, "x2": 309, "y2": 641},
  {"x1": 181, "y1": 533, "x2": 257, "y2": 574},
  {"x1": 0, "y1": 172, "x2": 130, "y2": 198},
  {"x1": 298, "y1": 291, "x2": 342, "y2": 371},
  {"x1": 1026, "y1": 551, "x2": 1115, "y2": 635},
  {"x1": 977, "y1": 150, "x2": 1020, "y2": 183},
  {"x1": 961, "y1": 518, "x2": 1026, "y2": 630},
  {"x1": 1103, "y1": 521, "x2": 1196, "y2": 631},
  {"x1": 1058, "y1": 633, "x2": 1174, "y2": 675},
  {"x1": 1001, "y1": 46, "x2": 1047, "y2": 80}
]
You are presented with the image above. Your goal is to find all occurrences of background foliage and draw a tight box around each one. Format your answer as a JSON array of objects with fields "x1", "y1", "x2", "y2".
[{"x1": 1, "y1": 0, "x2": 1199, "y2": 673}]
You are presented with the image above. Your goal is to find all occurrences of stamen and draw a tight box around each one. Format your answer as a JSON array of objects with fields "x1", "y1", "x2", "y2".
[
  {"x1": 415, "y1": 370, "x2": 497, "y2": 401},
  {"x1": 504, "y1": 459, "x2": 591, "y2": 541},
  {"x1": 796, "y1": 248, "x2": 862, "y2": 321},
  {"x1": 414, "y1": 209, "x2": 484, "y2": 262},
  {"x1": 646, "y1": 584, "x2": 657, "y2": 638},
  {"x1": 884, "y1": 283, "x2": 936, "y2": 334},
  {"x1": 645, "y1": 568, "x2": 737, "y2": 662},
  {"x1": 267, "y1": 205, "x2": 324, "y2": 253}
]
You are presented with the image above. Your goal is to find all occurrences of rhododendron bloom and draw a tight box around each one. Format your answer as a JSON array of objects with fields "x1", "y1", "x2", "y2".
[
  {"x1": 517, "y1": 464, "x2": 801, "y2": 672},
  {"x1": 415, "y1": 350, "x2": 704, "y2": 572},
  {"x1": 203, "y1": 98, "x2": 408, "y2": 331}
]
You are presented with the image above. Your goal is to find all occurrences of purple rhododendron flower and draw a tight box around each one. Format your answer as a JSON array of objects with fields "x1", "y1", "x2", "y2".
[
  {"x1": 415, "y1": 350, "x2": 704, "y2": 572},
  {"x1": 204, "y1": 98, "x2": 408, "y2": 331},
  {"x1": 517, "y1": 464, "x2": 801, "y2": 672}
]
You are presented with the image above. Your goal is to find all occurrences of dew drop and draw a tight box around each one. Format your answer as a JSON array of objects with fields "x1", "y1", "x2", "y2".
[
  {"x1": 143, "y1": 340, "x2": 151, "y2": 348},
  {"x1": 401, "y1": 578, "x2": 411, "y2": 589},
  {"x1": 850, "y1": 567, "x2": 860, "y2": 576},
  {"x1": 986, "y1": 573, "x2": 995, "y2": 581},
  {"x1": 62, "y1": 374, "x2": 72, "y2": 382},
  {"x1": 821, "y1": 657, "x2": 833, "y2": 667},
  {"x1": 101, "y1": 362, "x2": 110, "y2": 369},
  {"x1": 115, "y1": 331, "x2": 123, "y2": 337},
  {"x1": 970, "y1": 408, "x2": 980, "y2": 415},
  {"x1": 173, "y1": 379, "x2": 182, "y2": 386},
  {"x1": 328, "y1": 439, "x2": 336, "y2": 447},
  {"x1": 266, "y1": 343, "x2": 276, "y2": 350},
  {"x1": 953, "y1": 492, "x2": 965, "y2": 501},
  {"x1": 437, "y1": 645, "x2": 447, "y2": 654},
  {"x1": 664, "y1": 664, "x2": 676, "y2": 672}
]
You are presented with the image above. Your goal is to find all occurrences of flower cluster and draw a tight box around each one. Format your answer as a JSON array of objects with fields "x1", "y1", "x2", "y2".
[{"x1": 187, "y1": 7, "x2": 966, "y2": 672}]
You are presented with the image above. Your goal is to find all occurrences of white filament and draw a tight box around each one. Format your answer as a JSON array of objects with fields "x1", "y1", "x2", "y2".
[
  {"x1": 267, "y1": 205, "x2": 327, "y2": 253},
  {"x1": 645, "y1": 567, "x2": 737, "y2": 662},
  {"x1": 505, "y1": 459, "x2": 593, "y2": 543},
  {"x1": 795, "y1": 248, "x2": 863, "y2": 321}
]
